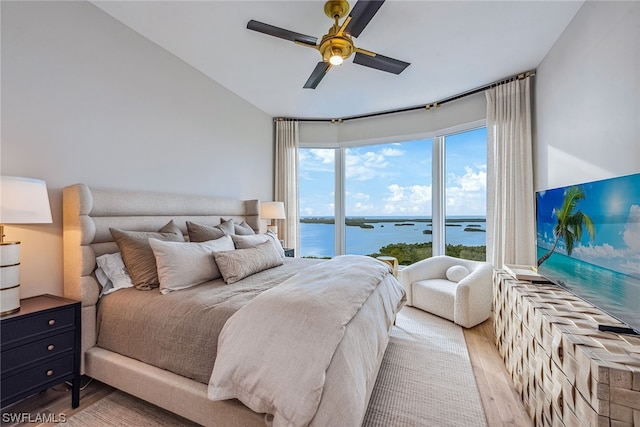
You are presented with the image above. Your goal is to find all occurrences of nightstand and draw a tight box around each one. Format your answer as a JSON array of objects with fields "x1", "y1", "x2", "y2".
[
  {"x1": 284, "y1": 248, "x2": 294, "y2": 257},
  {"x1": 1, "y1": 294, "x2": 81, "y2": 409}
]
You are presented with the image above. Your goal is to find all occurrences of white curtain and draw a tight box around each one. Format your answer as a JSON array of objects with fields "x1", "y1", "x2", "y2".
[
  {"x1": 274, "y1": 119, "x2": 299, "y2": 253},
  {"x1": 485, "y1": 77, "x2": 536, "y2": 269}
]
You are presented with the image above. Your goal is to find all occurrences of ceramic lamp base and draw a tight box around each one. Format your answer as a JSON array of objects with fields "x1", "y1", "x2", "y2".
[{"x1": 1, "y1": 242, "x2": 21, "y2": 316}]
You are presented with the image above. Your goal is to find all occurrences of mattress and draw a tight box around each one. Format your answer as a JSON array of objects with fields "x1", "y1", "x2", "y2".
[{"x1": 96, "y1": 257, "x2": 322, "y2": 384}]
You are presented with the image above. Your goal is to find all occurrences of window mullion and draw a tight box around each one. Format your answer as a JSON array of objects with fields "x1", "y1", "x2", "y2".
[{"x1": 335, "y1": 147, "x2": 345, "y2": 255}]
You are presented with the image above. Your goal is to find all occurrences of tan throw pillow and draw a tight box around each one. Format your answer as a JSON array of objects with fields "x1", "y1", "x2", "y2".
[
  {"x1": 110, "y1": 220, "x2": 184, "y2": 290},
  {"x1": 214, "y1": 240, "x2": 284, "y2": 284},
  {"x1": 231, "y1": 231, "x2": 285, "y2": 258},
  {"x1": 149, "y1": 235, "x2": 235, "y2": 294},
  {"x1": 186, "y1": 220, "x2": 235, "y2": 242}
]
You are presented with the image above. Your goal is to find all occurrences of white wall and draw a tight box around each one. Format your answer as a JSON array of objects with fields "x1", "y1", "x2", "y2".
[
  {"x1": 1, "y1": 1, "x2": 273, "y2": 298},
  {"x1": 534, "y1": 1, "x2": 640, "y2": 191}
]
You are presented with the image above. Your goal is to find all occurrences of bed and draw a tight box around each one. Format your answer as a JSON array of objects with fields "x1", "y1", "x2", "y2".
[{"x1": 62, "y1": 183, "x2": 405, "y2": 426}]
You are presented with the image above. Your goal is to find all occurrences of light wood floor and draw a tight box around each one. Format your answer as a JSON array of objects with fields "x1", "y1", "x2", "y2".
[{"x1": 2, "y1": 316, "x2": 532, "y2": 427}]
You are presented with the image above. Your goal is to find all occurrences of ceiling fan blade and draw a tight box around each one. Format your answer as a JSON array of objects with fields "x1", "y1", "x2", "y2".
[
  {"x1": 304, "y1": 62, "x2": 331, "y2": 89},
  {"x1": 344, "y1": 1, "x2": 385, "y2": 38},
  {"x1": 353, "y1": 52, "x2": 410, "y2": 74},
  {"x1": 247, "y1": 20, "x2": 317, "y2": 45}
]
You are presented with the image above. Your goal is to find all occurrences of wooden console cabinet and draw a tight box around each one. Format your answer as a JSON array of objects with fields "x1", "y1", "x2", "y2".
[{"x1": 493, "y1": 271, "x2": 640, "y2": 427}]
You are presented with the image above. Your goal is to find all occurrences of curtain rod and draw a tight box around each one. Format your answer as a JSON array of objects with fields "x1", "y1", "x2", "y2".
[{"x1": 275, "y1": 70, "x2": 535, "y2": 123}]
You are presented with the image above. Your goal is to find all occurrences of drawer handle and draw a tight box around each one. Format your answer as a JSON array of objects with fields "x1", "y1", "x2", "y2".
[
  {"x1": 47, "y1": 370, "x2": 54, "y2": 376},
  {"x1": 47, "y1": 344, "x2": 55, "y2": 351},
  {"x1": 48, "y1": 319, "x2": 56, "y2": 326}
]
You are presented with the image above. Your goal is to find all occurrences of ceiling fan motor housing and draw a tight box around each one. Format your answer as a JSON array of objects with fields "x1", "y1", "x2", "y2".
[{"x1": 320, "y1": 32, "x2": 354, "y2": 63}]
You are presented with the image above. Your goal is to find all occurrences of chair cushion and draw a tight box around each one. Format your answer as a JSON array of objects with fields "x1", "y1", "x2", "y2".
[
  {"x1": 446, "y1": 265, "x2": 470, "y2": 282},
  {"x1": 412, "y1": 279, "x2": 457, "y2": 322}
]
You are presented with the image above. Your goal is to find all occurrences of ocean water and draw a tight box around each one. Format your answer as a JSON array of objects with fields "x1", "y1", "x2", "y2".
[
  {"x1": 537, "y1": 246, "x2": 640, "y2": 333},
  {"x1": 300, "y1": 217, "x2": 487, "y2": 257}
]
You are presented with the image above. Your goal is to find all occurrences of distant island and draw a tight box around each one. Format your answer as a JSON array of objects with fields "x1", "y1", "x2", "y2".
[{"x1": 300, "y1": 217, "x2": 486, "y2": 232}]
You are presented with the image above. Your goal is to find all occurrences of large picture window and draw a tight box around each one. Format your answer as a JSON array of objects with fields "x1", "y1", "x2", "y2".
[{"x1": 299, "y1": 127, "x2": 486, "y2": 263}]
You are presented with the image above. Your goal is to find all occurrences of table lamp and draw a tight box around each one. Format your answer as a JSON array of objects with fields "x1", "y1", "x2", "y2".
[
  {"x1": 1, "y1": 176, "x2": 53, "y2": 315},
  {"x1": 261, "y1": 201, "x2": 286, "y2": 236}
]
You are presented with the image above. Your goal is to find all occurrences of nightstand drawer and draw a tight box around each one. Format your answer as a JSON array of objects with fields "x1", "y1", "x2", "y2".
[
  {"x1": 1, "y1": 354, "x2": 74, "y2": 403},
  {"x1": 1, "y1": 331, "x2": 75, "y2": 375},
  {"x1": 1, "y1": 306, "x2": 75, "y2": 346}
]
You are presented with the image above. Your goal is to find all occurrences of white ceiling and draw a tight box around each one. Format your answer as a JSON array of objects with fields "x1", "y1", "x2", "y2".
[{"x1": 91, "y1": 1, "x2": 584, "y2": 119}]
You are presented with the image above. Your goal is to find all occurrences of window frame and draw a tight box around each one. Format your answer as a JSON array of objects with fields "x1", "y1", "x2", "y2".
[{"x1": 299, "y1": 119, "x2": 486, "y2": 258}]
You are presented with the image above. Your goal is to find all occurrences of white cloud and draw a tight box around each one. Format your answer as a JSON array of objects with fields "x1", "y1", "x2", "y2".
[
  {"x1": 445, "y1": 165, "x2": 487, "y2": 215},
  {"x1": 345, "y1": 150, "x2": 389, "y2": 181},
  {"x1": 310, "y1": 149, "x2": 334, "y2": 164},
  {"x1": 573, "y1": 243, "x2": 625, "y2": 259},
  {"x1": 380, "y1": 147, "x2": 403, "y2": 157},
  {"x1": 352, "y1": 202, "x2": 375, "y2": 213},
  {"x1": 623, "y1": 205, "x2": 640, "y2": 253},
  {"x1": 382, "y1": 184, "x2": 432, "y2": 214},
  {"x1": 299, "y1": 149, "x2": 335, "y2": 176}
]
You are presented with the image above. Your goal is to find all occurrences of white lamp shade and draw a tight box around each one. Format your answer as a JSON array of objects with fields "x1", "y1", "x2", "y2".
[
  {"x1": 261, "y1": 201, "x2": 286, "y2": 220},
  {"x1": 1, "y1": 176, "x2": 53, "y2": 224}
]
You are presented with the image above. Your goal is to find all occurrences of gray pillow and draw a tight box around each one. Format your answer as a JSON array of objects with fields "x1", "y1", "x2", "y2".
[
  {"x1": 214, "y1": 240, "x2": 284, "y2": 284},
  {"x1": 110, "y1": 220, "x2": 185, "y2": 290},
  {"x1": 234, "y1": 220, "x2": 256, "y2": 235},
  {"x1": 231, "y1": 231, "x2": 285, "y2": 258},
  {"x1": 186, "y1": 220, "x2": 235, "y2": 242},
  {"x1": 219, "y1": 217, "x2": 255, "y2": 235}
]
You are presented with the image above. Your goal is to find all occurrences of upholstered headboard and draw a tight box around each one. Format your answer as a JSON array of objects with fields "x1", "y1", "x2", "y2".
[{"x1": 62, "y1": 183, "x2": 261, "y2": 372}]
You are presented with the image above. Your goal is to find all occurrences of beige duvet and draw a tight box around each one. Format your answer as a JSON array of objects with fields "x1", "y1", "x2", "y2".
[{"x1": 208, "y1": 255, "x2": 406, "y2": 427}]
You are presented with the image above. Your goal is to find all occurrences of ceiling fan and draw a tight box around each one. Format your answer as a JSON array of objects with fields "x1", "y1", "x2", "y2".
[{"x1": 247, "y1": 0, "x2": 410, "y2": 89}]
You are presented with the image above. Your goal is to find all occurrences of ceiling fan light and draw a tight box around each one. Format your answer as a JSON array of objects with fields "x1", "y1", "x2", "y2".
[{"x1": 329, "y1": 52, "x2": 344, "y2": 65}]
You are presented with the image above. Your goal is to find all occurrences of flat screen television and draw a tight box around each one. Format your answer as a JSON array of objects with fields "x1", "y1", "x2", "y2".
[{"x1": 535, "y1": 172, "x2": 640, "y2": 334}]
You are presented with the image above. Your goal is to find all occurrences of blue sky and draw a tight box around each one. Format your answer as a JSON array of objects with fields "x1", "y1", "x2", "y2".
[
  {"x1": 536, "y1": 173, "x2": 640, "y2": 278},
  {"x1": 298, "y1": 127, "x2": 487, "y2": 217}
]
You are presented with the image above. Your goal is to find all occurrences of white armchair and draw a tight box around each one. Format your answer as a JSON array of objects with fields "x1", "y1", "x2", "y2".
[{"x1": 399, "y1": 255, "x2": 494, "y2": 328}]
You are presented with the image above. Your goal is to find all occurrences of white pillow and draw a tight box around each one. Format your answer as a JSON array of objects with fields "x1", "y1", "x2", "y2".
[
  {"x1": 231, "y1": 231, "x2": 285, "y2": 259},
  {"x1": 96, "y1": 252, "x2": 134, "y2": 296},
  {"x1": 446, "y1": 265, "x2": 470, "y2": 283},
  {"x1": 149, "y1": 235, "x2": 235, "y2": 294}
]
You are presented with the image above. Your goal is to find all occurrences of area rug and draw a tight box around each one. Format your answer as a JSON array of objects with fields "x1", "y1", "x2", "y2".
[
  {"x1": 362, "y1": 306, "x2": 487, "y2": 427},
  {"x1": 60, "y1": 307, "x2": 487, "y2": 427}
]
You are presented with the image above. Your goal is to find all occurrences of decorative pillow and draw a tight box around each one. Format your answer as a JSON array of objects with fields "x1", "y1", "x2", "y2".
[
  {"x1": 214, "y1": 240, "x2": 284, "y2": 284},
  {"x1": 149, "y1": 235, "x2": 235, "y2": 294},
  {"x1": 110, "y1": 220, "x2": 184, "y2": 290},
  {"x1": 95, "y1": 252, "x2": 133, "y2": 296},
  {"x1": 186, "y1": 220, "x2": 235, "y2": 242},
  {"x1": 231, "y1": 231, "x2": 285, "y2": 259},
  {"x1": 446, "y1": 265, "x2": 470, "y2": 283},
  {"x1": 234, "y1": 220, "x2": 256, "y2": 235}
]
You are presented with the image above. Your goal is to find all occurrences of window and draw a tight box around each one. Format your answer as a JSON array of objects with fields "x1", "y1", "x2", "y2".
[
  {"x1": 344, "y1": 140, "x2": 433, "y2": 264},
  {"x1": 299, "y1": 149, "x2": 335, "y2": 258},
  {"x1": 444, "y1": 128, "x2": 487, "y2": 261},
  {"x1": 298, "y1": 127, "x2": 486, "y2": 264}
]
